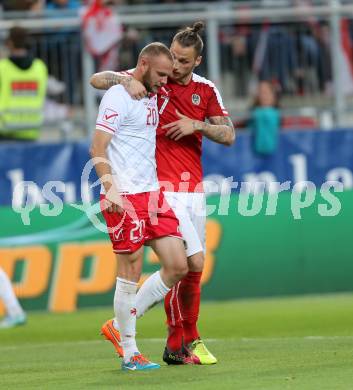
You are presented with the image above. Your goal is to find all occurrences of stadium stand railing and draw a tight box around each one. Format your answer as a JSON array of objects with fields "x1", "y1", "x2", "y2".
[{"x1": 1, "y1": 0, "x2": 353, "y2": 139}]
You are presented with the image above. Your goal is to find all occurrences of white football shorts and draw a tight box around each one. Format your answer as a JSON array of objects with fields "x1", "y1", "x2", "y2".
[{"x1": 164, "y1": 191, "x2": 206, "y2": 257}]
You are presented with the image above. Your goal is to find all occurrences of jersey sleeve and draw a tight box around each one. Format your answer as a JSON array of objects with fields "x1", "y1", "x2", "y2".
[
  {"x1": 96, "y1": 85, "x2": 129, "y2": 134},
  {"x1": 206, "y1": 84, "x2": 229, "y2": 118}
]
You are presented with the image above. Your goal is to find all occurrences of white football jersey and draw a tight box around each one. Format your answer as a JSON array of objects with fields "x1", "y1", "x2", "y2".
[{"x1": 96, "y1": 85, "x2": 159, "y2": 194}]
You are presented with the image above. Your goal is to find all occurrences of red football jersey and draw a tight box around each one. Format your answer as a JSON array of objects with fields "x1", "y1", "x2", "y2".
[{"x1": 157, "y1": 73, "x2": 229, "y2": 193}]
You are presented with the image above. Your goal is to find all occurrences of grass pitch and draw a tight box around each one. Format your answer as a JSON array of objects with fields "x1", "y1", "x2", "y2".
[{"x1": 1, "y1": 294, "x2": 353, "y2": 390}]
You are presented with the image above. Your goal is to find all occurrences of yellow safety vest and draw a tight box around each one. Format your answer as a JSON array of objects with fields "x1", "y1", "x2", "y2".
[{"x1": 0, "y1": 57, "x2": 47, "y2": 140}]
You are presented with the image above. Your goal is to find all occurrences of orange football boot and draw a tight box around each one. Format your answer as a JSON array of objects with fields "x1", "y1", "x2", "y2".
[{"x1": 100, "y1": 318, "x2": 124, "y2": 357}]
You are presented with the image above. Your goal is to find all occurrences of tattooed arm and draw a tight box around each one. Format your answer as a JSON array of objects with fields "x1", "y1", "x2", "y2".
[
  {"x1": 90, "y1": 71, "x2": 128, "y2": 89},
  {"x1": 163, "y1": 111, "x2": 236, "y2": 146},
  {"x1": 90, "y1": 71, "x2": 147, "y2": 99},
  {"x1": 198, "y1": 115, "x2": 236, "y2": 146}
]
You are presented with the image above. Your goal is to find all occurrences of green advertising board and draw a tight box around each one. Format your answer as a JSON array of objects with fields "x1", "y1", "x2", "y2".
[{"x1": 0, "y1": 190, "x2": 352, "y2": 313}]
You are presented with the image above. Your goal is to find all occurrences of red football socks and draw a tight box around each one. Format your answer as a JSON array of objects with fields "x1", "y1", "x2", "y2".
[
  {"x1": 180, "y1": 271, "x2": 202, "y2": 345},
  {"x1": 164, "y1": 281, "x2": 184, "y2": 351},
  {"x1": 164, "y1": 271, "x2": 202, "y2": 350}
]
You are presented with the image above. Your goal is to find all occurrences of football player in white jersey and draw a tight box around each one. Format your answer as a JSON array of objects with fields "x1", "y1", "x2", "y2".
[
  {"x1": 90, "y1": 22, "x2": 235, "y2": 366},
  {"x1": 90, "y1": 43, "x2": 191, "y2": 371}
]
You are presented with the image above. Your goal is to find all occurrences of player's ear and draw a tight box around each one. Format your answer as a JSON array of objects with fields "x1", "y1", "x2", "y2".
[
  {"x1": 194, "y1": 55, "x2": 202, "y2": 68},
  {"x1": 139, "y1": 55, "x2": 149, "y2": 73}
]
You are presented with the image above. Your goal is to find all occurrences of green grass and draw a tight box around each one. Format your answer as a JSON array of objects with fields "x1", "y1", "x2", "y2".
[{"x1": 1, "y1": 294, "x2": 353, "y2": 389}]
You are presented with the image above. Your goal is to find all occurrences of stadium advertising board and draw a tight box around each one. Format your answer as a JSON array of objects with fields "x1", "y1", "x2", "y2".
[
  {"x1": 0, "y1": 205, "x2": 221, "y2": 314},
  {"x1": 0, "y1": 189, "x2": 352, "y2": 313},
  {"x1": 0, "y1": 128, "x2": 352, "y2": 312},
  {"x1": 1, "y1": 129, "x2": 353, "y2": 207}
]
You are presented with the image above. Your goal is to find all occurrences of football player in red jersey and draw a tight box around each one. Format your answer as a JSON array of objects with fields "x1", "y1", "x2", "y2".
[{"x1": 91, "y1": 21, "x2": 235, "y2": 365}]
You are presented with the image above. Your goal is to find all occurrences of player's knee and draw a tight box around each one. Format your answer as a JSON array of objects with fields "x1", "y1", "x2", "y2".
[
  {"x1": 188, "y1": 251, "x2": 204, "y2": 272},
  {"x1": 164, "y1": 256, "x2": 188, "y2": 282},
  {"x1": 128, "y1": 255, "x2": 140, "y2": 264},
  {"x1": 173, "y1": 261, "x2": 188, "y2": 281}
]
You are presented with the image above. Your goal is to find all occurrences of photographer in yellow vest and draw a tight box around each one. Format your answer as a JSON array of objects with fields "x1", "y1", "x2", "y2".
[{"x1": 0, "y1": 26, "x2": 47, "y2": 141}]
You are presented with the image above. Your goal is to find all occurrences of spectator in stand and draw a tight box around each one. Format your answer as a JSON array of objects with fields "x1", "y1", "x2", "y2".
[
  {"x1": 46, "y1": 0, "x2": 80, "y2": 10},
  {"x1": 119, "y1": 28, "x2": 142, "y2": 70},
  {"x1": 0, "y1": 26, "x2": 48, "y2": 141},
  {"x1": 316, "y1": 22, "x2": 332, "y2": 95},
  {"x1": 1, "y1": 0, "x2": 43, "y2": 11},
  {"x1": 292, "y1": 0, "x2": 332, "y2": 95},
  {"x1": 250, "y1": 81, "x2": 280, "y2": 155},
  {"x1": 258, "y1": 25, "x2": 298, "y2": 93}
]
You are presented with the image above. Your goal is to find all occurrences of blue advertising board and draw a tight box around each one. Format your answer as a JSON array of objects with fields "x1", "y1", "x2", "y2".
[{"x1": 1, "y1": 129, "x2": 353, "y2": 206}]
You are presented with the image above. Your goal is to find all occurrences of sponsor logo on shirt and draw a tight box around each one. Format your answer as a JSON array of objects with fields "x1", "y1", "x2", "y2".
[
  {"x1": 103, "y1": 109, "x2": 119, "y2": 124},
  {"x1": 192, "y1": 94, "x2": 201, "y2": 105},
  {"x1": 113, "y1": 227, "x2": 124, "y2": 242}
]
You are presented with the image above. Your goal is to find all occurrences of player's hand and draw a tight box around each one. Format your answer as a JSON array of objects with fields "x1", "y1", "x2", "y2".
[
  {"x1": 104, "y1": 186, "x2": 124, "y2": 214},
  {"x1": 122, "y1": 77, "x2": 147, "y2": 100},
  {"x1": 163, "y1": 110, "x2": 199, "y2": 141}
]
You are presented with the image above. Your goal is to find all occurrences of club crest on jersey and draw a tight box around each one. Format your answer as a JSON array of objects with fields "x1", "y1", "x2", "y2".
[
  {"x1": 192, "y1": 94, "x2": 201, "y2": 105},
  {"x1": 103, "y1": 108, "x2": 119, "y2": 124}
]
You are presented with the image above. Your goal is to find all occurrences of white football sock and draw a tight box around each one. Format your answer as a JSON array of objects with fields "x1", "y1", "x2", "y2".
[
  {"x1": 114, "y1": 277, "x2": 139, "y2": 362},
  {"x1": 136, "y1": 271, "x2": 170, "y2": 319},
  {"x1": 0, "y1": 268, "x2": 24, "y2": 318}
]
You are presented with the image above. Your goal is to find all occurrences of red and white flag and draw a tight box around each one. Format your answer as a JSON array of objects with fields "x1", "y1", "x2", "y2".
[
  {"x1": 81, "y1": 0, "x2": 122, "y2": 70},
  {"x1": 339, "y1": 18, "x2": 353, "y2": 96}
]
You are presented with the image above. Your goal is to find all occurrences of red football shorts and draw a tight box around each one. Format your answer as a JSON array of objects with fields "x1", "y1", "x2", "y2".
[{"x1": 100, "y1": 190, "x2": 182, "y2": 254}]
